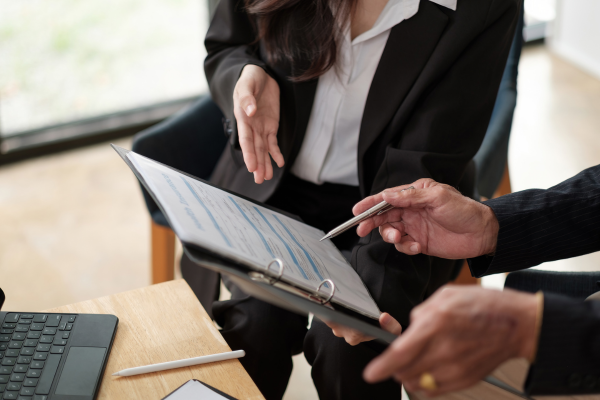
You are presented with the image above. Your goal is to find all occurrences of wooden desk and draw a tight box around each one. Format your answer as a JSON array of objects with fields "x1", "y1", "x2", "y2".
[{"x1": 45, "y1": 280, "x2": 264, "y2": 400}]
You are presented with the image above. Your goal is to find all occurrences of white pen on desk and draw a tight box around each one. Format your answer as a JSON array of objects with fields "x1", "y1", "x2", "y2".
[{"x1": 112, "y1": 350, "x2": 245, "y2": 377}]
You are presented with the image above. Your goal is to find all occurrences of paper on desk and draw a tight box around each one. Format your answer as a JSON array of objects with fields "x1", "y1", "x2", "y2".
[
  {"x1": 162, "y1": 379, "x2": 234, "y2": 400},
  {"x1": 128, "y1": 152, "x2": 380, "y2": 319}
]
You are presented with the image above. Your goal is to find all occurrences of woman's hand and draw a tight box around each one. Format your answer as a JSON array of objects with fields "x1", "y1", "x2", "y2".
[
  {"x1": 233, "y1": 65, "x2": 284, "y2": 184},
  {"x1": 325, "y1": 313, "x2": 403, "y2": 346}
]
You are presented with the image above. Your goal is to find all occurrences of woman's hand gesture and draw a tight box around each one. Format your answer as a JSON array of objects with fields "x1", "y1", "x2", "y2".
[{"x1": 233, "y1": 65, "x2": 284, "y2": 184}]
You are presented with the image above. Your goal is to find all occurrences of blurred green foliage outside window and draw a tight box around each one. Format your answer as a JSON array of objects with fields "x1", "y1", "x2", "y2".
[{"x1": 0, "y1": 0, "x2": 208, "y2": 136}]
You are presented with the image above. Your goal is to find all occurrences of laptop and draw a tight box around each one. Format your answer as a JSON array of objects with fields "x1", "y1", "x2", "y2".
[{"x1": 0, "y1": 288, "x2": 118, "y2": 400}]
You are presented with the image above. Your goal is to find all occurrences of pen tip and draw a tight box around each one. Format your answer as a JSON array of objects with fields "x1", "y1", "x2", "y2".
[{"x1": 112, "y1": 372, "x2": 119, "y2": 376}]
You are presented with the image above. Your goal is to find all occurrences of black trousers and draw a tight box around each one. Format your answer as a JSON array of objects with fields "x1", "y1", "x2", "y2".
[{"x1": 213, "y1": 175, "x2": 403, "y2": 400}]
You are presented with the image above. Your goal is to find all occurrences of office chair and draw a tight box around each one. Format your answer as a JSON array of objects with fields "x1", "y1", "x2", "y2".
[
  {"x1": 452, "y1": 7, "x2": 523, "y2": 285},
  {"x1": 132, "y1": 96, "x2": 227, "y2": 316}
]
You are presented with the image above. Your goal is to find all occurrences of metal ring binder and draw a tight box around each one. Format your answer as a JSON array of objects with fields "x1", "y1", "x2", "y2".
[
  {"x1": 248, "y1": 258, "x2": 284, "y2": 284},
  {"x1": 316, "y1": 279, "x2": 336, "y2": 304},
  {"x1": 266, "y1": 258, "x2": 284, "y2": 281}
]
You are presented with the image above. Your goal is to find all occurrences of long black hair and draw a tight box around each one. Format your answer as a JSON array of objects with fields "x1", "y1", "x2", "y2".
[{"x1": 244, "y1": 0, "x2": 357, "y2": 81}]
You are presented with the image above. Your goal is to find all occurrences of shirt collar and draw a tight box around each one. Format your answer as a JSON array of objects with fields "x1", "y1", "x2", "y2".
[
  {"x1": 351, "y1": 0, "x2": 457, "y2": 45},
  {"x1": 430, "y1": 0, "x2": 457, "y2": 11}
]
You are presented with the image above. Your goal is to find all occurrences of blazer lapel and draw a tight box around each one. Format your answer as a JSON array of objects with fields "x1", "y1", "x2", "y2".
[{"x1": 358, "y1": 1, "x2": 449, "y2": 190}]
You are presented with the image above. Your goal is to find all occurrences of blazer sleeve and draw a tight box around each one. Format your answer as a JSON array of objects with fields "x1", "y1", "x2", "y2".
[
  {"x1": 525, "y1": 293, "x2": 600, "y2": 395},
  {"x1": 204, "y1": 0, "x2": 268, "y2": 130},
  {"x1": 468, "y1": 164, "x2": 600, "y2": 277}
]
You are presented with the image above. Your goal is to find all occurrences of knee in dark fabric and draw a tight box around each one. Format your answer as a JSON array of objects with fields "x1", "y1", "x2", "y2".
[
  {"x1": 213, "y1": 296, "x2": 308, "y2": 400},
  {"x1": 304, "y1": 319, "x2": 402, "y2": 399}
]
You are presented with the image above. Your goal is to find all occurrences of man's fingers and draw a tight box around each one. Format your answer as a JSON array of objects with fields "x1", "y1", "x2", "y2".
[
  {"x1": 379, "y1": 224, "x2": 401, "y2": 243},
  {"x1": 356, "y1": 209, "x2": 404, "y2": 237},
  {"x1": 379, "y1": 222, "x2": 405, "y2": 243},
  {"x1": 381, "y1": 186, "x2": 431, "y2": 209},
  {"x1": 394, "y1": 235, "x2": 421, "y2": 255},
  {"x1": 353, "y1": 193, "x2": 385, "y2": 215},
  {"x1": 364, "y1": 343, "x2": 423, "y2": 383},
  {"x1": 401, "y1": 351, "x2": 487, "y2": 396},
  {"x1": 364, "y1": 324, "x2": 434, "y2": 383},
  {"x1": 237, "y1": 122, "x2": 257, "y2": 172},
  {"x1": 365, "y1": 311, "x2": 443, "y2": 383},
  {"x1": 354, "y1": 181, "x2": 433, "y2": 215}
]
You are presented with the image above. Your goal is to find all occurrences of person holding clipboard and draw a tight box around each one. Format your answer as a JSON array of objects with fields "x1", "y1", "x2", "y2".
[{"x1": 135, "y1": 0, "x2": 521, "y2": 398}]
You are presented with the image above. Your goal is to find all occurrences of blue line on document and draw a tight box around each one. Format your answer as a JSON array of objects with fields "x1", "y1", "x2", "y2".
[
  {"x1": 181, "y1": 178, "x2": 232, "y2": 247},
  {"x1": 254, "y1": 207, "x2": 309, "y2": 280},
  {"x1": 229, "y1": 197, "x2": 274, "y2": 257},
  {"x1": 272, "y1": 215, "x2": 325, "y2": 282}
]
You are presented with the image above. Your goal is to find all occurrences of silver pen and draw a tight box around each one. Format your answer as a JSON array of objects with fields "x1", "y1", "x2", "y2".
[{"x1": 320, "y1": 186, "x2": 415, "y2": 241}]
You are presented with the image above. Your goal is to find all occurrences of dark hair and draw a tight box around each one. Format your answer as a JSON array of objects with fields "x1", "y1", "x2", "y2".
[{"x1": 244, "y1": 0, "x2": 356, "y2": 82}]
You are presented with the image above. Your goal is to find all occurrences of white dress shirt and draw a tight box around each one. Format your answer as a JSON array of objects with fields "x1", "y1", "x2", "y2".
[{"x1": 291, "y1": 0, "x2": 457, "y2": 186}]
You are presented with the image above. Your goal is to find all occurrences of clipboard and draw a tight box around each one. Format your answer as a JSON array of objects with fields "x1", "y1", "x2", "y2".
[
  {"x1": 113, "y1": 144, "x2": 396, "y2": 344},
  {"x1": 113, "y1": 144, "x2": 534, "y2": 399}
]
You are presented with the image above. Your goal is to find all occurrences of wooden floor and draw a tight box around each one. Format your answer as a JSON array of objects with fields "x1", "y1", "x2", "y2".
[{"x1": 1, "y1": 44, "x2": 600, "y2": 399}]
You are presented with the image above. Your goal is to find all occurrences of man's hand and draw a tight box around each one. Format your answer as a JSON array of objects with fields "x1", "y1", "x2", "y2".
[
  {"x1": 353, "y1": 179, "x2": 500, "y2": 259},
  {"x1": 363, "y1": 285, "x2": 540, "y2": 396},
  {"x1": 233, "y1": 65, "x2": 284, "y2": 184},
  {"x1": 325, "y1": 313, "x2": 403, "y2": 346}
]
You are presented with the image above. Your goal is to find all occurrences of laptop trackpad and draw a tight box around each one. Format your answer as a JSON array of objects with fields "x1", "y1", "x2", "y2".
[{"x1": 55, "y1": 347, "x2": 107, "y2": 396}]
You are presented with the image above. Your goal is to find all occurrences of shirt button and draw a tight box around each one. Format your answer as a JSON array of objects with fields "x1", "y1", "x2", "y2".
[
  {"x1": 568, "y1": 373, "x2": 583, "y2": 388},
  {"x1": 583, "y1": 375, "x2": 597, "y2": 389}
]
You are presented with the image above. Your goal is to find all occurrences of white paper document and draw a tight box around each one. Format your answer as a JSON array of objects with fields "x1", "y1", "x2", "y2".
[
  {"x1": 163, "y1": 379, "x2": 232, "y2": 400},
  {"x1": 128, "y1": 152, "x2": 380, "y2": 319}
]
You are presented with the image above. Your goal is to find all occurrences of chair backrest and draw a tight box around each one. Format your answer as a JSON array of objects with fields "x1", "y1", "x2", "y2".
[
  {"x1": 473, "y1": 3, "x2": 524, "y2": 199},
  {"x1": 505, "y1": 269, "x2": 600, "y2": 301}
]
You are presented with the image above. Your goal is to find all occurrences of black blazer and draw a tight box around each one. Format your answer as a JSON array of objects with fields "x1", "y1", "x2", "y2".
[
  {"x1": 469, "y1": 165, "x2": 600, "y2": 395},
  {"x1": 204, "y1": 0, "x2": 519, "y2": 324}
]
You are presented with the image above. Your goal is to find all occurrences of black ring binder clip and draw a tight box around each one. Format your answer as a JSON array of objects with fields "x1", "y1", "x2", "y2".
[
  {"x1": 310, "y1": 279, "x2": 336, "y2": 305},
  {"x1": 248, "y1": 258, "x2": 284, "y2": 284}
]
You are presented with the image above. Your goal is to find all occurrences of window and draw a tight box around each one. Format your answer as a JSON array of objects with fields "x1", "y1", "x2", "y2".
[{"x1": 0, "y1": 0, "x2": 210, "y2": 153}]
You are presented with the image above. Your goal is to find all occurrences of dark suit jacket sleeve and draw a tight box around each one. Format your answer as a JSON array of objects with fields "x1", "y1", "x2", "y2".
[
  {"x1": 468, "y1": 164, "x2": 600, "y2": 277},
  {"x1": 204, "y1": 0, "x2": 267, "y2": 132},
  {"x1": 524, "y1": 293, "x2": 600, "y2": 395}
]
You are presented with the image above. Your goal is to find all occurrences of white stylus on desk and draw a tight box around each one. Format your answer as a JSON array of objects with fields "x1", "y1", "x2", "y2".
[{"x1": 112, "y1": 350, "x2": 245, "y2": 377}]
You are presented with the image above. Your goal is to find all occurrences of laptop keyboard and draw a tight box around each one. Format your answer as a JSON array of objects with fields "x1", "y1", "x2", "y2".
[{"x1": 0, "y1": 313, "x2": 76, "y2": 400}]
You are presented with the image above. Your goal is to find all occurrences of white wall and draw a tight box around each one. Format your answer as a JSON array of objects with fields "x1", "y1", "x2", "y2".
[{"x1": 549, "y1": 0, "x2": 600, "y2": 80}]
